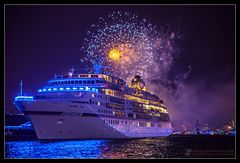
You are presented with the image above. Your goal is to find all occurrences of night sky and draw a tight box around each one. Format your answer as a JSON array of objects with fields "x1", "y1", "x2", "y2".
[{"x1": 5, "y1": 5, "x2": 235, "y2": 130}]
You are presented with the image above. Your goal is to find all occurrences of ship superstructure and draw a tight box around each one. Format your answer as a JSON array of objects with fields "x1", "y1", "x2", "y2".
[{"x1": 14, "y1": 69, "x2": 173, "y2": 139}]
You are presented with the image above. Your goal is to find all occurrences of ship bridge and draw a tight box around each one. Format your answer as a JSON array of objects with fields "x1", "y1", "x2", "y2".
[{"x1": 37, "y1": 69, "x2": 126, "y2": 93}]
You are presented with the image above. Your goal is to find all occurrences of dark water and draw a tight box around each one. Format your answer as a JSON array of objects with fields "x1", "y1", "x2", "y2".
[{"x1": 5, "y1": 135, "x2": 235, "y2": 159}]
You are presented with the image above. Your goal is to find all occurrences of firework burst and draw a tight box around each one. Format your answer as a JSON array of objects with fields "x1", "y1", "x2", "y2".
[{"x1": 80, "y1": 11, "x2": 184, "y2": 86}]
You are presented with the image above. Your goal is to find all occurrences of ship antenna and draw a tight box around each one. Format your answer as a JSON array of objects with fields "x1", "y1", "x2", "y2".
[
  {"x1": 69, "y1": 67, "x2": 76, "y2": 77},
  {"x1": 93, "y1": 56, "x2": 108, "y2": 74},
  {"x1": 70, "y1": 67, "x2": 76, "y2": 74},
  {"x1": 20, "y1": 80, "x2": 23, "y2": 96}
]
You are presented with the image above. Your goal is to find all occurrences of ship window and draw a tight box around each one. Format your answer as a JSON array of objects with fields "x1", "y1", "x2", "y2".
[
  {"x1": 87, "y1": 80, "x2": 90, "y2": 84},
  {"x1": 64, "y1": 81, "x2": 67, "y2": 84},
  {"x1": 79, "y1": 80, "x2": 82, "y2": 84},
  {"x1": 75, "y1": 80, "x2": 78, "y2": 84},
  {"x1": 91, "y1": 80, "x2": 94, "y2": 84},
  {"x1": 71, "y1": 81, "x2": 74, "y2": 84},
  {"x1": 128, "y1": 113, "x2": 133, "y2": 118},
  {"x1": 151, "y1": 123, "x2": 155, "y2": 127},
  {"x1": 83, "y1": 80, "x2": 86, "y2": 84},
  {"x1": 68, "y1": 80, "x2": 70, "y2": 84},
  {"x1": 96, "y1": 80, "x2": 99, "y2": 83},
  {"x1": 61, "y1": 81, "x2": 64, "y2": 84}
]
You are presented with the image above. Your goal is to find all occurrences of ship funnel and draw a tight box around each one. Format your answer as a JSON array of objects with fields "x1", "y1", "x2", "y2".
[{"x1": 129, "y1": 75, "x2": 147, "y2": 92}]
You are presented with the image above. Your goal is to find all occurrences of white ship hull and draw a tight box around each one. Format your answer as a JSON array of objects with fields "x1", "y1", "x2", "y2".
[
  {"x1": 14, "y1": 73, "x2": 173, "y2": 139},
  {"x1": 16, "y1": 100, "x2": 173, "y2": 139}
]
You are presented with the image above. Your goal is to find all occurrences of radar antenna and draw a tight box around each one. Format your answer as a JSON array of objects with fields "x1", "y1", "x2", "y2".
[
  {"x1": 93, "y1": 57, "x2": 108, "y2": 74},
  {"x1": 69, "y1": 67, "x2": 76, "y2": 77}
]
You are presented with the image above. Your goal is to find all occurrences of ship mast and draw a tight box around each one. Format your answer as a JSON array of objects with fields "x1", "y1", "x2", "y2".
[
  {"x1": 20, "y1": 80, "x2": 23, "y2": 96},
  {"x1": 69, "y1": 67, "x2": 76, "y2": 77},
  {"x1": 93, "y1": 57, "x2": 108, "y2": 74}
]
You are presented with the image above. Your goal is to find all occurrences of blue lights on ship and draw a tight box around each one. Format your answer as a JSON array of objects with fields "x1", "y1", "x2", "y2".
[
  {"x1": 38, "y1": 86, "x2": 99, "y2": 93},
  {"x1": 15, "y1": 96, "x2": 34, "y2": 101}
]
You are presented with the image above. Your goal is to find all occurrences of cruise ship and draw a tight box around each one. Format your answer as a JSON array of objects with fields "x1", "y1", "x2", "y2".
[{"x1": 14, "y1": 68, "x2": 173, "y2": 139}]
